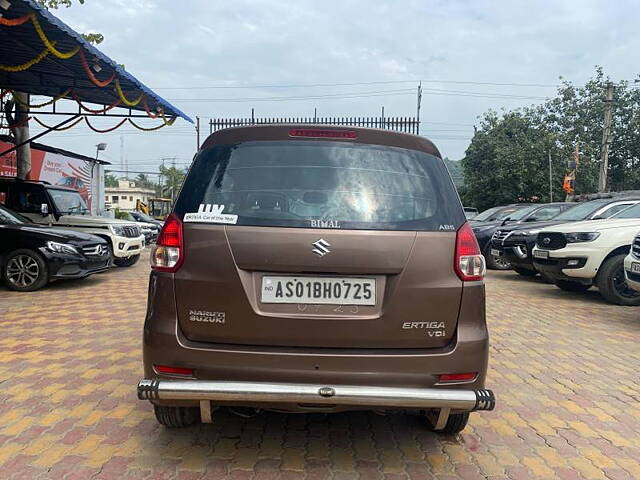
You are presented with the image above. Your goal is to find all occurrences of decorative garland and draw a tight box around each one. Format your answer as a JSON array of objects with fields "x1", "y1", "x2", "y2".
[
  {"x1": 71, "y1": 91, "x2": 121, "y2": 113},
  {"x1": 33, "y1": 115, "x2": 83, "y2": 131},
  {"x1": 128, "y1": 116, "x2": 176, "y2": 131},
  {"x1": 0, "y1": 47, "x2": 50, "y2": 72},
  {"x1": 10, "y1": 88, "x2": 71, "y2": 108},
  {"x1": 142, "y1": 99, "x2": 163, "y2": 119},
  {"x1": 78, "y1": 49, "x2": 115, "y2": 88},
  {"x1": 0, "y1": 14, "x2": 31, "y2": 26},
  {"x1": 30, "y1": 13, "x2": 80, "y2": 59},
  {"x1": 0, "y1": 13, "x2": 182, "y2": 127},
  {"x1": 84, "y1": 116, "x2": 127, "y2": 133},
  {"x1": 114, "y1": 79, "x2": 144, "y2": 107}
]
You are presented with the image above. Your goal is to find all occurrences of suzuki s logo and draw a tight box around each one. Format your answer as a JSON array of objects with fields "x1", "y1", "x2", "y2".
[{"x1": 312, "y1": 239, "x2": 331, "y2": 257}]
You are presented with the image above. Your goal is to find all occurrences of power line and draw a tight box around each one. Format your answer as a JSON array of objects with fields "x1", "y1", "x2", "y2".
[
  {"x1": 153, "y1": 79, "x2": 560, "y2": 90},
  {"x1": 166, "y1": 87, "x2": 548, "y2": 103}
]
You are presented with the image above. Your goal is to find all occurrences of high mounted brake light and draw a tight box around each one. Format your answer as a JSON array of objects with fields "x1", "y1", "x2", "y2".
[
  {"x1": 151, "y1": 213, "x2": 184, "y2": 273},
  {"x1": 454, "y1": 222, "x2": 486, "y2": 281},
  {"x1": 289, "y1": 129, "x2": 357, "y2": 139}
]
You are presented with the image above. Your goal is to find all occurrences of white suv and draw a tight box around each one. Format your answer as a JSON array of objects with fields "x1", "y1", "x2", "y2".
[
  {"x1": 624, "y1": 233, "x2": 640, "y2": 292},
  {"x1": 532, "y1": 202, "x2": 640, "y2": 305}
]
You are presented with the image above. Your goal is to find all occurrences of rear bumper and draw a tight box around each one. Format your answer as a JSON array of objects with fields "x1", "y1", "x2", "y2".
[
  {"x1": 137, "y1": 379, "x2": 495, "y2": 412},
  {"x1": 141, "y1": 275, "x2": 491, "y2": 411}
]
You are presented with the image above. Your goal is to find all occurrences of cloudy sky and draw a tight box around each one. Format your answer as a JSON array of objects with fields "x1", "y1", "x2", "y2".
[{"x1": 28, "y1": 0, "x2": 640, "y2": 176}]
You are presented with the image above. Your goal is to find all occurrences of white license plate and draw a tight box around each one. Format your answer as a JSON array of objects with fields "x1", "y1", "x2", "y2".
[
  {"x1": 632, "y1": 262, "x2": 640, "y2": 274},
  {"x1": 261, "y1": 276, "x2": 376, "y2": 305},
  {"x1": 534, "y1": 250, "x2": 549, "y2": 259},
  {"x1": 490, "y1": 248, "x2": 501, "y2": 257}
]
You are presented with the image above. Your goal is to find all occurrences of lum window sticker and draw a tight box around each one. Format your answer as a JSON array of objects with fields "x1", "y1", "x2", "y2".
[{"x1": 184, "y1": 204, "x2": 238, "y2": 224}]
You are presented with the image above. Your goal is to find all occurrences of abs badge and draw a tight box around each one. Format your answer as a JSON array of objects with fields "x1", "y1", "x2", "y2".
[{"x1": 184, "y1": 204, "x2": 238, "y2": 224}]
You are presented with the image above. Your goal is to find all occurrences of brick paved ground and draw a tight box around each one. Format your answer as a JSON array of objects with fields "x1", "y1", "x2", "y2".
[{"x1": 1, "y1": 252, "x2": 639, "y2": 479}]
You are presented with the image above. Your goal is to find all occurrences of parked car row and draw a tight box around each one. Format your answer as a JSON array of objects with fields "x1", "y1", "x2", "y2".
[
  {"x1": 484, "y1": 197, "x2": 640, "y2": 306},
  {"x1": 0, "y1": 177, "x2": 158, "y2": 292}
]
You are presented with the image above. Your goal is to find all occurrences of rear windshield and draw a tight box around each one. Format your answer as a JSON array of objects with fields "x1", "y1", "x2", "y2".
[{"x1": 175, "y1": 140, "x2": 464, "y2": 231}]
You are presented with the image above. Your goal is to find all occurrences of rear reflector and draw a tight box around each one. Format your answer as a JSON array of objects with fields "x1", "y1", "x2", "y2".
[
  {"x1": 154, "y1": 365, "x2": 194, "y2": 376},
  {"x1": 438, "y1": 373, "x2": 477, "y2": 383},
  {"x1": 289, "y1": 128, "x2": 357, "y2": 139}
]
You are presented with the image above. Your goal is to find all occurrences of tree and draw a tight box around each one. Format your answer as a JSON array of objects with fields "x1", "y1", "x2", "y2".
[
  {"x1": 37, "y1": 0, "x2": 103, "y2": 44},
  {"x1": 135, "y1": 173, "x2": 156, "y2": 191},
  {"x1": 159, "y1": 165, "x2": 186, "y2": 201},
  {"x1": 461, "y1": 111, "x2": 564, "y2": 210},
  {"x1": 105, "y1": 173, "x2": 118, "y2": 188},
  {"x1": 461, "y1": 67, "x2": 640, "y2": 210}
]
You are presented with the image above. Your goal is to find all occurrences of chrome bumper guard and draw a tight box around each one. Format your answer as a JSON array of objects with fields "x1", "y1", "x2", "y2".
[{"x1": 137, "y1": 379, "x2": 495, "y2": 412}]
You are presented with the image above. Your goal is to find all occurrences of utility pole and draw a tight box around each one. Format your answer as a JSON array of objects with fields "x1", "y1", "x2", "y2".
[
  {"x1": 416, "y1": 82, "x2": 422, "y2": 135},
  {"x1": 120, "y1": 136, "x2": 125, "y2": 180},
  {"x1": 159, "y1": 158, "x2": 165, "y2": 198},
  {"x1": 7, "y1": 92, "x2": 31, "y2": 179},
  {"x1": 548, "y1": 149, "x2": 553, "y2": 202},
  {"x1": 598, "y1": 82, "x2": 614, "y2": 192},
  {"x1": 195, "y1": 116, "x2": 200, "y2": 151}
]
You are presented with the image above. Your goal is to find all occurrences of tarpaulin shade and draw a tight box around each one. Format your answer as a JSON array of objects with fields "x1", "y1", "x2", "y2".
[{"x1": 0, "y1": 0, "x2": 192, "y2": 123}]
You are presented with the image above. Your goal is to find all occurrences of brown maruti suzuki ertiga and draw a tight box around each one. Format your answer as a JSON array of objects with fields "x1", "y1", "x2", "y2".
[{"x1": 138, "y1": 125, "x2": 494, "y2": 434}]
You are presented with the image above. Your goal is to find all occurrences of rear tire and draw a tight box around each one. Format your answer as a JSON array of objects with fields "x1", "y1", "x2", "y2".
[
  {"x1": 153, "y1": 405, "x2": 199, "y2": 428},
  {"x1": 113, "y1": 254, "x2": 140, "y2": 268},
  {"x1": 484, "y1": 246, "x2": 511, "y2": 270},
  {"x1": 426, "y1": 411, "x2": 470, "y2": 434},
  {"x1": 595, "y1": 254, "x2": 640, "y2": 306},
  {"x1": 3, "y1": 249, "x2": 49, "y2": 292},
  {"x1": 513, "y1": 267, "x2": 537, "y2": 277},
  {"x1": 555, "y1": 280, "x2": 591, "y2": 292}
]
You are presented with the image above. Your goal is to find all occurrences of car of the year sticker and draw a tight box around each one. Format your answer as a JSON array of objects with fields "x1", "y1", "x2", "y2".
[{"x1": 184, "y1": 204, "x2": 238, "y2": 224}]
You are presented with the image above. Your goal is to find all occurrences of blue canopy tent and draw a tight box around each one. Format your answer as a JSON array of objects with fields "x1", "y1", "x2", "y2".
[{"x1": 0, "y1": 0, "x2": 192, "y2": 156}]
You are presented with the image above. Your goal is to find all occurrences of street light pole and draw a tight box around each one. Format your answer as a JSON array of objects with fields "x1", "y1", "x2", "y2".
[{"x1": 95, "y1": 142, "x2": 107, "y2": 161}]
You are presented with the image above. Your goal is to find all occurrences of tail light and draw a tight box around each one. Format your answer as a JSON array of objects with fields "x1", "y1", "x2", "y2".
[
  {"x1": 454, "y1": 222, "x2": 485, "y2": 281},
  {"x1": 151, "y1": 213, "x2": 183, "y2": 272}
]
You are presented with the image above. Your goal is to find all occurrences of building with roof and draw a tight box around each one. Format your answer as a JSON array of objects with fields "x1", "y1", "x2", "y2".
[{"x1": 105, "y1": 180, "x2": 154, "y2": 212}]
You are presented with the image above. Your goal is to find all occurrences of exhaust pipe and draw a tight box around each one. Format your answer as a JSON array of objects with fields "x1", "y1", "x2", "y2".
[{"x1": 138, "y1": 379, "x2": 495, "y2": 412}]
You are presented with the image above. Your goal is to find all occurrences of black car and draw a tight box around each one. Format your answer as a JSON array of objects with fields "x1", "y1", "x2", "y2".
[
  {"x1": 472, "y1": 203, "x2": 573, "y2": 270},
  {"x1": 129, "y1": 211, "x2": 164, "y2": 229},
  {"x1": 490, "y1": 197, "x2": 640, "y2": 277},
  {"x1": 0, "y1": 204, "x2": 111, "y2": 291},
  {"x1": 469, "y1": 204, "x2": 530, "y2": 225}
]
